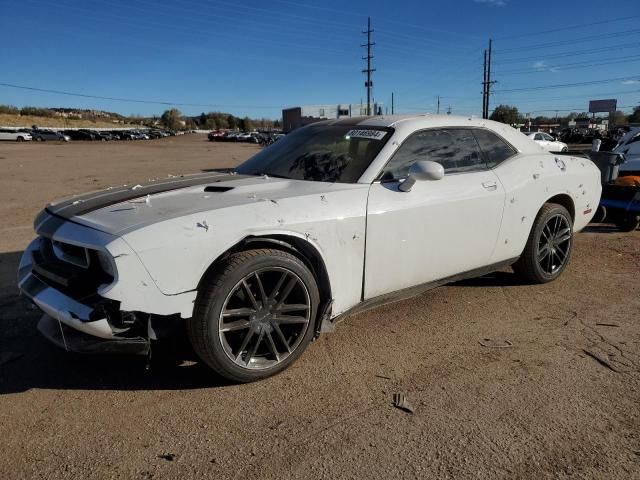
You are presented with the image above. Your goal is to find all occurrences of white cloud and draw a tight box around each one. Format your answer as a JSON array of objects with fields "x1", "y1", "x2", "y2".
[
  {"x1": 474, "y1": 0, "x2": 507, "y2": 6},
  {"x1": 533, "y1": 61, "x2": 547, "y2": 70},
  {"x1": 622, "y1": 79, "x2": 640, "y2": 85}
]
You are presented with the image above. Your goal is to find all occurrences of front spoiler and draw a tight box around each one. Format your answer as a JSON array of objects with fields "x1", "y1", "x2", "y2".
[{"x1": 38, "y1": 314, "x2": 149, "y2": 355}]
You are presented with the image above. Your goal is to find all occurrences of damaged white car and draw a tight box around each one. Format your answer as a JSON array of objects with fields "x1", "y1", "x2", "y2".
[{"x1": 18, "y1": 115, "x2": 601, "y2": 382}]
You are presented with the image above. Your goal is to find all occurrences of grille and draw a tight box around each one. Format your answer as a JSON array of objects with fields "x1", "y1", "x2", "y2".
[{"x1": 33, "y1": 237, "x2": 114, "y2": 298}]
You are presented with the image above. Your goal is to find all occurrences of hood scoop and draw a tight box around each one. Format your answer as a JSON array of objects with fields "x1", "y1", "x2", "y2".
[{"x1": 204, "y1": 185, "x2": 234, "y2": 193}]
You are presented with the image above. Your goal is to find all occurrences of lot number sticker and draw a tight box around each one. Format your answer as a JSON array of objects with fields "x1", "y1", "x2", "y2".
[{"x1": 346, "y1": 129, "x2": 387, "y2": 140}]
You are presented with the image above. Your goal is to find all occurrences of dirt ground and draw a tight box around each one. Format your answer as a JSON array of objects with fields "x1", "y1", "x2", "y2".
[{"x1": 0, "y1": 135, "x2": 638, "y2": 479}]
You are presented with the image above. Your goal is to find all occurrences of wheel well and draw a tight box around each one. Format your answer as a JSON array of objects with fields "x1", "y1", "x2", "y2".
[
  {"x1": 545, "y1": 194, "x2": 575, "y2": 223},
  {"x1": 200, "y1": 235, "x2": 332, "y2": 333}
]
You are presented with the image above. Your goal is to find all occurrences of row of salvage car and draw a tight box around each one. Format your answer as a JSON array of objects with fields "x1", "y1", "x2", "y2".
[{"x1": 0, "y1": 127, "x2": 188, "y2": 142}]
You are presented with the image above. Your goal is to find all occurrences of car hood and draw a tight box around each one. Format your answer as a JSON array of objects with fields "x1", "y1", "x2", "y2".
[{"x1": 45, "y1": 171, "x2": 365, "y2": 236}]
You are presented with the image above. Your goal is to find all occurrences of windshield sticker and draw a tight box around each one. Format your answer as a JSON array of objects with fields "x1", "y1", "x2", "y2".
[{"x1": 346, "y1": 129, "x2": 387, "y2": 140}]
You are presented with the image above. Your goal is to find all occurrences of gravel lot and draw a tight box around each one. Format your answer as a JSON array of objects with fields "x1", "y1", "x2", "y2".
[{"x1": 0, "y1": 135, "x2": 638, "y2": 479}]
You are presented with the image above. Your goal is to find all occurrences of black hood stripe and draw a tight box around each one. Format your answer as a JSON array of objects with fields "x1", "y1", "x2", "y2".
[{"x1": 46, "y1": 172, "x2": 250, "y2": 219}]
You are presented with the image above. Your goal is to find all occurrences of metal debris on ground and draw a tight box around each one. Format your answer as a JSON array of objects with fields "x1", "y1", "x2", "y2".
[
  {"x1": 158, "y1": 453, "x2": 176, "y2": 461},
  {"x1": 479, "y1": 338, "x2": 514, "y2": 348},
  {"x1": 392, "y1": 393, "x2": 415, "y2": 414}
]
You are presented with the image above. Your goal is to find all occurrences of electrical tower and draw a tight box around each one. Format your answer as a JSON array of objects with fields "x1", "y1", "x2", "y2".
[
  {"x1": 361, "y1": 17, "x2": 376, "y2": 116},
  {"x1": 482, "y1": 39, "x2": 496, "y2": 119}
]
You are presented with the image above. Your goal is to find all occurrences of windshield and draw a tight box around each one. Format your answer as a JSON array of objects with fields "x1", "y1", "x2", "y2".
[{"x1": 235, "y1": 124, "x2": 393, "y2": 183}]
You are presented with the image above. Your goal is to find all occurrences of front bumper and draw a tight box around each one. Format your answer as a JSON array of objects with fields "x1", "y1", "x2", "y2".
[
  {"x1": 37, "y1": 314, "x2": 149, "y2": 355},
  {"x1": 18, "y1": 237, "x2": 149, "y2": 354}
]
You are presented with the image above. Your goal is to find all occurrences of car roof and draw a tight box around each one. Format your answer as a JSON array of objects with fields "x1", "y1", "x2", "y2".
[{"x1": 315, "y1": 114, "x2": 542, "y2": 154}]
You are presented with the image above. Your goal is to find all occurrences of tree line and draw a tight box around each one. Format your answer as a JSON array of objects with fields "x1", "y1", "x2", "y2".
[{"x1": 489, "y1": 104, "x2": 640, "y2": 127}]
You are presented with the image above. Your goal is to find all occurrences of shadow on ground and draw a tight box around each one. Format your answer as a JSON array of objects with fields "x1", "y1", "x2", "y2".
[{"x1": 0, "y1": 250, "x2": 229, "y2": 394}]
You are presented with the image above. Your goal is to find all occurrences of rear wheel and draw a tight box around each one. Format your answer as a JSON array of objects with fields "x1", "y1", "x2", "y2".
[
  {"x1": 188, "y1": 249, "x2": 319, "y2": 383},
  {"x1": 16, "y1": 136, "x2": 24, "y2": 142},
  {"x1": 513, "y1": 203, "x2": 573, "y2": 283}
]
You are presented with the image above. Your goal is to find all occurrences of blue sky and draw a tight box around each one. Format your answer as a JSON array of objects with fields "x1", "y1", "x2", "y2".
[{"x1": 1, "y1": 0, "x2": 639, "y2": 119}]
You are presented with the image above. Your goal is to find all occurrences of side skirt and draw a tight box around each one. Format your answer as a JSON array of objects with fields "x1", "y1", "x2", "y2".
[{"x1": 325, "y1": 257, "x2": 520, "y2": 329}]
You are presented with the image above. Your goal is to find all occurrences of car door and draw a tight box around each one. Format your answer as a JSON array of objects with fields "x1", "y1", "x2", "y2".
[
  {"x1": 364, "y1": 128, "x2": 506, "y2": 299},
  {"x1": 0, "y1": 129, "x2": 10, "y2": 141}
]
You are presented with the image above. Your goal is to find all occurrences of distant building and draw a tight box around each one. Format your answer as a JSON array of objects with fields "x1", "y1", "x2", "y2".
[{"x1": 282, "y1": 103, "x2": 383, "y2": 133}]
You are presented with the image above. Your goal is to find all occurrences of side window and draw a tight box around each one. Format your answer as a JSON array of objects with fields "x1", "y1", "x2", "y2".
[
  {"x1": 542, "y1": 133, "x2": 554, "y2": 141},
  {"x1": 534, "y1": 133, "x2": 544, "y2": 141},
  {"x1": 381, "y1": 129, "x2": 485, "y2": 180},
  {"x1": 472, "y1": 129, "x2": 517, "y2": 169}
]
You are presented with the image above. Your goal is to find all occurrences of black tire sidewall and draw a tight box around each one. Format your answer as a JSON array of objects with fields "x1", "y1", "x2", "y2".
[
  {"x1": 193, "y1": 251, "x2": 319, "y2": 382},
  {"x1": 528, "y1": 205, "x2": 573, "y2": 282}
]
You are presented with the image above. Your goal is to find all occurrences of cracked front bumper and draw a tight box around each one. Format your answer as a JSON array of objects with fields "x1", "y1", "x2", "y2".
[{"x1": 18, "y1": 238, "x2": 148, "y2": 354}]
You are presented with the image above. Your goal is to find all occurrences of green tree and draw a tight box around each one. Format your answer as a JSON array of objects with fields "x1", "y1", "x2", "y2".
[
  {"x1": 160, "y1": 108, "x2": 183, "y2": 130},
  {"x1": 489, "y1": 105, "x2": 521, "y2": 125},
  {"x1": 627, "y1": 106, "x2": 640, "y2": 124},
  {"x1": 227, "y1": 115, "x2": 237, "y2": 130}
]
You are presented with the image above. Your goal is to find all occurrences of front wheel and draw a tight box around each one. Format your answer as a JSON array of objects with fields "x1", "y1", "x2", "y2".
[
  {"x1": 188, "y1": 249, "x2": 319, "y2": 383},
  {"x1": 16, "y1": 136, "x2": 24, "y2": 142},
  {"x1": 513, "y1": 203, "x2": 573, "y2": 283}
]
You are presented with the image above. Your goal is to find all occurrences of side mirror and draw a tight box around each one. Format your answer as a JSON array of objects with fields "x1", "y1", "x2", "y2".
[{"x1": 398, "y1": 160, "x2": 444, "y2": 192}]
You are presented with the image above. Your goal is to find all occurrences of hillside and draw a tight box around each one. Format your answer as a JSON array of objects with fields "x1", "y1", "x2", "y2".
[{"x1": 0, "y1": 113, "x2": 140, "y2": 129}]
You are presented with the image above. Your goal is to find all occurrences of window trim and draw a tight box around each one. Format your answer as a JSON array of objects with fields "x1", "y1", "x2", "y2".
[{"x1": 375, "y1": 126, "x2": 518, "y2": 183}]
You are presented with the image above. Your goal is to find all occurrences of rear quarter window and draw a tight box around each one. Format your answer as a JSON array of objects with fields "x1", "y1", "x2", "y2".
[{"x1": 472, "y1": 129, "x2": 518, "y2": 169}]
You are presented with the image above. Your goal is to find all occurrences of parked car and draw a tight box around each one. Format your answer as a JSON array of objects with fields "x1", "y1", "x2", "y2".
[
  {"x1": 31, "y1": 129, "x2": 70, "y2": 142},
  {"x1": 523, "y1": 131, "x2": 568, "y2": 152},
  {"x1": 0, "y1": 128, "x2": 32, "y2": 141},
  {"x1": 614, "y1": 127, "x2": 640, "y2": 175},
  {"x1": 18, "y1": 115, "x2": 601, "y2": 382},
  {"x1": 64, "y1": 130, "x2": 96, "y2": 141}
]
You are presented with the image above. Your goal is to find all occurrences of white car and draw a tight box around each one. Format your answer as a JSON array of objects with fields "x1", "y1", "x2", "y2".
[
  {"x1": 18, "y1": 115, "x2": 601, "y2": 382},
  {"x1": 0, "y1": 128, "x2": 32, "y2": 141},
  {"x1": 614, "y1": 127, "x2": 640, "y2": 175},
  {"x1": 523, "y1": 131, "x2": 568, "y2": 153}
]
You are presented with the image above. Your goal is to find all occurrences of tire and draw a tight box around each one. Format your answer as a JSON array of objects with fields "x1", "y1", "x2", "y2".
[
  {"x1": 187, "y1": 248, "x2": 320, "y2": 383},
  {"x1": 592, "y1": 205, "x2": 607, "y2": 223},
  {"x1": 615, "y1": 215, "x2": 639, "y2": 232},
  {"x1": 36, "y1": 136, "x2": 43, "y2": 142},
  {"x1": 513, "y1": 203, "x2": 573, "y2": 284},
  {"x1": 561, "y1": 147, "x2": 568, "y2": 153},
  {"x1": 16, "y1": 136, "x2": 24, "y2": 142}
]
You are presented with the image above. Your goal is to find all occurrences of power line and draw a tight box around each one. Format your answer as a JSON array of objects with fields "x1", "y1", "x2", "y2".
[
  {"x1": 494, "y1": 54, "x2": 640, "y2": 76},
  {"x1": 493, "y1": 75, "x2": 640, "y2": 93},
  {"x1": 493, "y1": 42, "x2": 640, "y2": 65},
  {"x1": 495, "y1": 14, "x2": 640, "y2": 40},
  {"x1": 495, "y1": 28, "x2": 640, "y2": 53},
  {"x1": 0, "y1": 82, "x2": 283, "y2": 109}
]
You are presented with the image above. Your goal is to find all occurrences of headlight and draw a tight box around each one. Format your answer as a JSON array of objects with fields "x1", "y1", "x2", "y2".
[{"x1": 95, "y1": 250, "x2": 115, "y2": 277}]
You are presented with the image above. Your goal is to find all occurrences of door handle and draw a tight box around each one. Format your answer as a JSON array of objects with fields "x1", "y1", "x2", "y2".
[{"x1": 482, "y1": 181, "x2": 498, "y2": 191}]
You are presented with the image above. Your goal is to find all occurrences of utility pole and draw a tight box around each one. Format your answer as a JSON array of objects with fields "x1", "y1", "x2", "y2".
[
  {"x1": 447, "y1": 106, "x2": 452, "y2": 115},
  {"x1": 391, "y1": 92, "x2": 394, "y2": 115},
  {"x1": 437, "y1": 95, "x2": 441, "y2": 114},
  {"x1": 482, "y1": 50, "x2": 487, "y2": 118},
  {"x1": 361, "y1": 17, "x2": 376, "y2": 116},
  {"x1": 482, "y1": 39, "x2": 496, "y2": 119}
]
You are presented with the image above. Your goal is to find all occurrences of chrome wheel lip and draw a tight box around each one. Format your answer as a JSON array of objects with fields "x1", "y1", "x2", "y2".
[
  {"x1": 536, "y1": 213, "x2": 572, "y2": 275},
  {"x1": 218, "y1": 266, "x2": 311, "y2": 371}
]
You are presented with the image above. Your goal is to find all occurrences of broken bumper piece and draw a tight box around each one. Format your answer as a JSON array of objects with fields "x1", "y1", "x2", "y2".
[
  {"x1": 38, "y1": 314, "x2": 149, "y2": 355},
  {"x1": 18, "y1": 239, "x2": 149, "y2": 355}
]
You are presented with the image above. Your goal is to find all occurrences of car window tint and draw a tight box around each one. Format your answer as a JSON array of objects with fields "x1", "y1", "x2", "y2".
[
  {"x1": 381, "y1": 129, "x2": 485, "y2": 179},
  {"x1": 472, "y1": 129, "x2": 517, "y2": 169},
  {"x1": 542, "y1": 133, "x2": 554, "y2": 141},
  {"x1": 534, "y1": 133, "x2": 543, "y2": 141}
]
